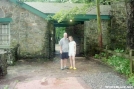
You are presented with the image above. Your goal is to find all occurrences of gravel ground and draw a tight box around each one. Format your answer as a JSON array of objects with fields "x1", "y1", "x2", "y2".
[
  {"x1": 0, "y1": 55, "x2": 134, "y2": 89},
  {"x1": 81, "y1": 72, "x2": 133, "y2": 89}
]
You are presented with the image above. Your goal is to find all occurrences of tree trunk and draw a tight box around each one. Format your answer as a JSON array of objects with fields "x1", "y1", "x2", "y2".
[{"x1": 96, "y1": 0, "x2": 103, "y2": 48}]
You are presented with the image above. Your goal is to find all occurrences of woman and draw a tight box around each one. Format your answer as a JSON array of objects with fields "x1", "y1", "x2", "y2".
[{"x1": 68, "y1": 36, "x2": 76, "y2": 70}]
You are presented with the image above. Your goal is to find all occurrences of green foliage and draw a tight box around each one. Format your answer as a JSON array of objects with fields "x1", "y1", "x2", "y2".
[
  {"x1": 94, "y1": 54, "x2": 100, "y2": 59},
  {"x1": 55, "y1": 27, "x2": 65, "y2": 43},
  {"x1": 127, "y1": 75, "x2": 134, "y2": 86},
  {"x1": 3, "y1": 80, "x2": 18, "y2": 89},
  {"x1": 71, "y1": 0, "x2": 93, "y2": 3},
  {"x1": 4, "y1": 85, "x2": 8, "y2": 89},
  {"x1": 23, "y1": 0, "x2": 115, "y2": 4},
  {"x1": 52, "y1": 4, "x2": 91, "y2": 22},
  {"x1": 94, "y1": 49, "x2": 134, "y2": 85},
  {"x1": 24, "y1": 0, "x2": 93, "y2": 3},
  {"x1": 100, "y1": 52, "x2": 106, "y2": 57},
  {"x1": 52, "y1": 2, "x2": 95, "y2": 22},
  {"x1": 94, "y1": 52, "x2": 106, "y2": 59},
  {"x1": 107, "y1": 55, "x2": 130, "y2": 75},
  {"x1": 94, "y1": 48, "x2": 131, "y2": 76},
  {"x1": 114, "y1": 48, "x2": 124, "y2": 53},
  {"x1": 24, "y1": 0, "x2": 62, "y2": 2}
]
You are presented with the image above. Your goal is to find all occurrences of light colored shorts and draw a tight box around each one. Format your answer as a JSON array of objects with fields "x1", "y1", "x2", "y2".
[{"x1": 69, "y1": 52, "x2": 76, "y2": 56}]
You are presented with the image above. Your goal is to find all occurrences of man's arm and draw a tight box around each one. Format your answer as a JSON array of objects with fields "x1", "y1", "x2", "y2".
[
  {"x1": 59, "y1": 45, "x2": 62, "y2": 54},
  {"x1": 59, "y1": 39, "x2": 62, "y2": 54}
]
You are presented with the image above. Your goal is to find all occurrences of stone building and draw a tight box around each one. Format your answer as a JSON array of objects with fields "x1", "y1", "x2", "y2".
[{"x1": 0, "y1": 0, "x2": 111, "y2": 59}]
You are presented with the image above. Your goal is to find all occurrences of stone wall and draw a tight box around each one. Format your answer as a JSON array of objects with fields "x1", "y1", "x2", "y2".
[
  {"x1": 0, "y1": 0, "x2": 54, "y2": 59},
  {"x1": 84, "y1": 20, "x2": 109, "y2": 56},
  {"x1": 84, "y1": 1, "x2": 127, "y2": 56},
  {"x1": 109, "y1": 1, "x2": 127, "y2": 49}
]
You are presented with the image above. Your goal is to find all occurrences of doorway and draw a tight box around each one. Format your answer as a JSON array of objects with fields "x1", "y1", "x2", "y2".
[
  {"x1": 54, "y1": 24, "x2": 84, "y2": 57},
  {"x1": 55, "y1": 27, "x2": 66, "y2": 55}
]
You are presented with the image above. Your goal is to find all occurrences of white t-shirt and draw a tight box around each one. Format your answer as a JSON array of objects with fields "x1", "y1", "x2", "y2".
[{"x1": 69, "y1": 41, "x2": 76, "y2": 56}]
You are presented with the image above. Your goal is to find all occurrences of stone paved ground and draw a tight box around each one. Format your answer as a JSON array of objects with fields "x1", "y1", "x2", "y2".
[
  {"x1": 0, "y1": 56, "x2": 133, "y2": 89},
  {"x1": 0, "y1": 45, "x2": 133, "y2": 89}
]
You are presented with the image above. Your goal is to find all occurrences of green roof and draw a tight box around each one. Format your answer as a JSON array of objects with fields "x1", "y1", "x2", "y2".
[
  {"x1": 9, "y1": 0, "x2": 111, "y2": 27},
  {"x1": 0, "y1": 18, "x2": 12, "y2": 23}
]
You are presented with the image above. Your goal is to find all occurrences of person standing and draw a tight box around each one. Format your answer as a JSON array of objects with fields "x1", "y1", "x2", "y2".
[
  {"x1": 59, "y1": 33, "x2": 69, "y2": 70},
  {"x1": 68, "y1": 36, "x2": 76, "y2": 70}
]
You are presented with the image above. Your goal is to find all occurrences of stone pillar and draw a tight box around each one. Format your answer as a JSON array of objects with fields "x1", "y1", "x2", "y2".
[
  {"x1": 50, "y1": 23, "x2": 55, "y2": 59},
  {"x1": 44, "y1": 22, "x2": 51, "y2": 60},
  {"x1": 52, "y1": 27, "x2": 56, "y2": 56},
  {"x1": 44, "y1": 22, "x2": 55, "y2": 60},
  {"x1": 84, "y1": 23, "x2": 87, "y2": 56},
  {"x1": 0, "y1": 53, "x2": 7, "y2": 76}
]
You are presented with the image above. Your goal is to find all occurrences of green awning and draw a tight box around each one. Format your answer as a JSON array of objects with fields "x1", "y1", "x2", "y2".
[{"x1": 0, "y1": 18, "x2": 12, "y2": 23}]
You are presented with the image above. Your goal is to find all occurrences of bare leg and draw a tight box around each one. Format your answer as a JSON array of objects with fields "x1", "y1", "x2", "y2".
[
  {"x1": 69, "y1": 56, "x2": 73, "y2": 67},
  {"x1": 64, "y1": 59, "x2": 67, "y2": 68},
  {"x1": 61, "y1": 59, "x2": 63, "y2": 69},
  {"x1": 72, "y1": 56, "x2": 76, "y2": 68}
]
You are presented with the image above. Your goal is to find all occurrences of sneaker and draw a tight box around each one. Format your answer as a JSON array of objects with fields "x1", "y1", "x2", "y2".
[
  {"x1": 64, "y1": 66, "x2": 67, "y2": 69},
  {"x1": 61, "y1": 68, "x2": 64, "y2": 70},
  {"x1": 69, "y1": 67, "x2": 73, "y2": 69},
  {"x1": 73, "y1": 67, "x2": 76, "y2": 70}
]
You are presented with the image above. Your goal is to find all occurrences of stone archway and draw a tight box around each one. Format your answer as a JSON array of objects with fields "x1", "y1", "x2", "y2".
[
  {"x1": 66, "y1": 24, "x2": 84, "y2": 56},
  {"x1": 53, "y1": 24, "x2": 84, "y2": 57}
]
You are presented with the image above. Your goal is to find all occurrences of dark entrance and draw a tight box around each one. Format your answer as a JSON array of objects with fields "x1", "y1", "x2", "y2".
[{"x1": 54, "y1": 23, "x2": 84, "y2": 57}]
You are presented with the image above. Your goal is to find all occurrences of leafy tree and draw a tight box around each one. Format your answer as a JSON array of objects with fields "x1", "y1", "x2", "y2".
[
  {"x1": 52, "y1": 0, "x2": 105, "y2": 48},
  {"x1": 55, "y1": 27, "x2": 65, "y2": 44},
  {"x1": 23, "y1": 0, "x2": 93, "y2": 3}
]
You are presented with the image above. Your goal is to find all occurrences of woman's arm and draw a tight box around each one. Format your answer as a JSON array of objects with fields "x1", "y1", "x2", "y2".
[{"x1": 74, "y1": 42, "x2": 76, "y2": 53}]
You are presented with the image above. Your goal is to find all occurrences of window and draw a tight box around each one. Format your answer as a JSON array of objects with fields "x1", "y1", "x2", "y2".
[{"x1": 0, "y1": 23, "x2": 10, "y2": 47}]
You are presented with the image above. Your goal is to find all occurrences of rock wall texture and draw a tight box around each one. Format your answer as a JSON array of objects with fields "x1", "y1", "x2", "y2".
[
  {"x1": 109, "y1": 1, "x2": 127, "y2": 49},
  {"x1": 84, "y1": 20, "x2": 109, "y2": 56},
  {"x1": 84, "y1": 1, "x2": 127, "y2": 56},
  {"x1": 0, "y1": 0, "x2": 54, "y2": 59}
]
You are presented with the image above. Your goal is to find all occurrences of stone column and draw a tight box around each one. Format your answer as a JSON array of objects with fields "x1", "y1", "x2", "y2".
[
  {"x1": 50, "y1": 23, "x2": 55, "y2": 59},
  {"x1": 84, "y1": 23, "x2": 87, "y2": 56},
  {"x1": 0, "y1": 53, "x2": 7, "y2": 76},
  {"x1": 52, "y1": 27, "x2": 56, "y2": 57},
  {"x1": 44, "y1": 22, "x2": 51, "y2": 60}
]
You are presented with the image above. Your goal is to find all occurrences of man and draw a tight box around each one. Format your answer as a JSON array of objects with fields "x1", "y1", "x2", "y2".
[{"x1": 59, "y1": 33, "x2": 69, "y2": 70}]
